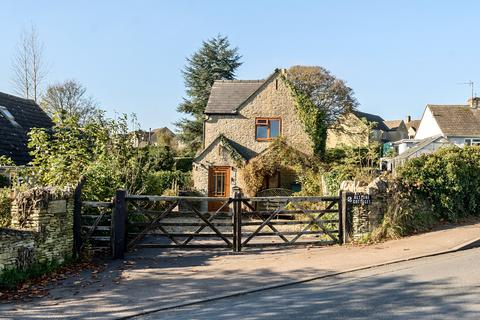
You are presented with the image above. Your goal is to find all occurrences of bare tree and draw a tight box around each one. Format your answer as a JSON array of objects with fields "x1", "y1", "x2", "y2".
[
  {"x1": 40, "y1": 79, "x2": 102, "y2": 124},
  {"x1": 11, "y1": 26, "x2": 47, "y2": 101}
]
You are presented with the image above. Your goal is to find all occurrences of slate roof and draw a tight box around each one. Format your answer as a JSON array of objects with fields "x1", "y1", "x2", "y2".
[
  {"x1": 204, "y1": 80, "x2": 266, "y2": 114},
  {"x1": 194, "y1": 135, "x2": 257, "y2": 163},
  {"x1": 352, "y1": 111, "x2": 390, "y2": 131},
  {"x1": 428, "y1": 105, "x2": 480, "y2": 137},
  {"x1": 0, "y1": 92, "x2": 53, "y2": 165}
]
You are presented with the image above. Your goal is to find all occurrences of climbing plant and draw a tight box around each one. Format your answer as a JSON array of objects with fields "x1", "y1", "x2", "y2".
[
  {"x1": 242, "y1": 138, "x2": 314, "y2": 195},
  {"x1": 282, "y1": 66, "x2": 358, "y2": 157}
]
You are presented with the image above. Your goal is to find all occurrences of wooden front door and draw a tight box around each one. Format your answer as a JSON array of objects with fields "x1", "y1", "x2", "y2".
[{"x1": 208, "y1": 166, "x2": 231, "y2": 212}]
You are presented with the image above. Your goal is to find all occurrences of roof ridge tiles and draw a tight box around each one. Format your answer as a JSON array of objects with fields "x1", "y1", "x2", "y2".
[{"x1": 214, "y1": 79, "x2": 265, "y2": 83}]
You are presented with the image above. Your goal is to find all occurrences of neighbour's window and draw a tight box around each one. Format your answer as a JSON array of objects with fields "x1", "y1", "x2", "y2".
[
  {"x1": 255, "y1": 118, "x2": 281, "y2": 141},
  {"x1": 465, "y1": 138, "x2": 480, "y2": 146}
]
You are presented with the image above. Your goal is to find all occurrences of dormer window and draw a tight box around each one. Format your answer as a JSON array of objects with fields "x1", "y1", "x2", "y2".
[
  {"x1": 0, "y1": 106, "x2": 20, "y2": 127},
  {"x1": 256, "y1": 118, "x2": 281, "y2": 141}
]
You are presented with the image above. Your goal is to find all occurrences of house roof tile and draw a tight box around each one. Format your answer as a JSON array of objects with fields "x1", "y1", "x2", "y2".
[
  {"x1": 204, "y1": 80, "x2": 265, "y2": 114},
  {"x1": 428, "y1": 104, "x2": 480, "y2": 137},
  {"x1": 383, "y1": 120, "x2": 403, "y2": 130},
  {"x1": 0, "y1": 92, "x2": 53, "y2": 165},
  {"x1": 352, "y1": 111, "x2": 390, "y2": 131}
]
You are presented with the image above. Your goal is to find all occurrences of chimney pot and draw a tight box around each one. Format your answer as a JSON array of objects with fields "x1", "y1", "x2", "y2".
[{"x1": 406, "y1": 115, "x2": 411, "y2": 123}]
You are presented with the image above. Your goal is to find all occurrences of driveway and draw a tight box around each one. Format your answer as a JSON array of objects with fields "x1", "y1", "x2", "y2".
[{"x1": 1, "y1": 222, "x2": 480, "y2": 319}]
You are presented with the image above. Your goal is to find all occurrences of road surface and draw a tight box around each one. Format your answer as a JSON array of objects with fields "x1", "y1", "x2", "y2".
[{"x1": 136, "y1": 247, "x2": 480, "y2": 320}]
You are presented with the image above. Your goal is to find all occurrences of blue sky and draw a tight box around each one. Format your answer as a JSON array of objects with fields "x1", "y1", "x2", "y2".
[{"x1": 1, "y1": 0, "x2": 479, "y2": 130}]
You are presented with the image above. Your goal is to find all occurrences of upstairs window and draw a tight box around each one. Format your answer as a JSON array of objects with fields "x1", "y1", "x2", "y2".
[{"x1": 256, "y1": 118, "x2": 281, "y2": 141}]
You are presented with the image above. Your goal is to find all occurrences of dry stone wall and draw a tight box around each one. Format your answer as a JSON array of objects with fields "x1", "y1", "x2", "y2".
[
  {"x1": 341, "y1": 178, "x2": 388, "y2": 241},
  {"x1": 0, "y1": 188, "x2": 74, "y2": 274}
]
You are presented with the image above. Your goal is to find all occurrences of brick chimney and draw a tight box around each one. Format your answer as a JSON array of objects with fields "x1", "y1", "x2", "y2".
[{"x1": 468, "y1": 97, "x2": 480, "y2": 109}]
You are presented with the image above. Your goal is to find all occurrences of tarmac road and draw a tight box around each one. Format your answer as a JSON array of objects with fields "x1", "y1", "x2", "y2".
[{"x1": 136, "y1": 247, "x2": 480, "y2": 320}]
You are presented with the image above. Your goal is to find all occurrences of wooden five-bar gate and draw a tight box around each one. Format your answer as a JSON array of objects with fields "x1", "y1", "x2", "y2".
[{"x1": 74, "y1": 188, "x2": 352, "y2": 259}]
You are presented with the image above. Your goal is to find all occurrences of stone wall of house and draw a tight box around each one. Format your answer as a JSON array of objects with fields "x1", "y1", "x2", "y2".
[
  {"x1": 204, "y1": 73, "x2": 314, "y2": 156},
  {"x1": 340, "y1": 178, "x2": 388, "y2": 241},
  {"x1": 192, "y1": 141, "x2": 247, "y2": 211},
  {"x1": 0, "y1": 188, "x2": 74, "y2": 274},
  {"x1": 326, "y1": 113, "x2": 370, "y2": 149}
]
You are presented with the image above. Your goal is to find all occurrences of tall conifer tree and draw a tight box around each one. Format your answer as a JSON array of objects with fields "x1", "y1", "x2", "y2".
[{"x1": 176, "y1": 35, "x2": 242, "y2": 154}]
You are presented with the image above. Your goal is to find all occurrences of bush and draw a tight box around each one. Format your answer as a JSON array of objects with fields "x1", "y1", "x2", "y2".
[
  {"x1": 322, "y1": 144, "x2": 381, "y2": 194},
  {"x1": 367, "y1": 178, "x2": 438, "y2": 242},
  {"x1": 398, "y1": 146, "x2": 480, "y2": 221},
  {"x1": 0, "y1": 188, "x2": 12, "y2": 227},
  {"x1": 145, "y1": 171, "x2": 192, "y2": 195},
  {"x1": 25, "y1": 114, "x2": 179, "y2": 201},
  {"x1": 174, "y1": 157, "x2": 194, "y2": 172}
]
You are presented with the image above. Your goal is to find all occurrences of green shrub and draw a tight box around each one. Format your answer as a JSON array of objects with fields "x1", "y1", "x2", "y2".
[
  {"x1": 398, "y1": 146, "x2": 480, "y2": 221},
  {"x1": 174, "y1": 157, "x2": 194, "y2": 172},
  {"x1": 367, "y1": 179, "x2": 438, "y2": 242},
  {"x1": 0, "y1": 188, "x2": 12, "y2": 227},
  {"x1": 145, "y1": 171, "x2": 192, "y2": 195},
  {"x1": 25, "y1": 114, "x2": 179, "y2": 201}
]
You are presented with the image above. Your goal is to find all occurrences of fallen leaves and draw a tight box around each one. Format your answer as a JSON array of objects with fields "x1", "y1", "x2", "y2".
[{"x1": 0, "y1": 260, "x2": 104, "y2": 303}]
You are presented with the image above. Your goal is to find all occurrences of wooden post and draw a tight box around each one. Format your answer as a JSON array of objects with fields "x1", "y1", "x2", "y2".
[
  {"x1": 113, "y1": 189, "x2": 127, "y2": 259},
  {"x1": 73, "y1": 177, "x2": 86, "y2": 258},
  {"x1": 233, "y1": 191, "x2": 242, "y2": 252},
  {"x1": 340, "y1": 191, "x2": 352, "y2": 244},
  {"x1": 338, "y1": 191, "x2": 344, "y2": 245}
]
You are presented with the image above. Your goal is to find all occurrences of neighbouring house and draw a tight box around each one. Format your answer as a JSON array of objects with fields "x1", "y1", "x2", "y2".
[
  {"x1": 326, "y1": 112, "x2": 408, "y2": 149},
  {"x1": 404, "y1": 115, "x2": 421, "y2": 139},
  {"x1": 132, "y1": 127, "x2": 184, "y2": 150},
  {"x1": 381, "y1": 135, "x2": 453, "y2": 172},
  {"x1": 415, "y1": 97, "x2": 480, "y2": 146},
  {"x1": 0, "y1": 92, "x2": 53, "y2": 165},
  {"x1": 192, "y1": 69, "x2": 403, "y2": 206}
]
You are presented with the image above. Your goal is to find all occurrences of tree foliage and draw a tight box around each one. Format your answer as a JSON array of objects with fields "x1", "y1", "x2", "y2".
[
  {"x1": 40, "y1": 80, "x2": 101, "y2": 125},
  {"x1": 284, "y1": 66, "x2": 358, "y2": 156},
  {"x1": 25, "y1": 114, "x2": 178, "y2": 201},
  {"x1": 176, "y1": 35, "x2": 242, "y2": 154}
]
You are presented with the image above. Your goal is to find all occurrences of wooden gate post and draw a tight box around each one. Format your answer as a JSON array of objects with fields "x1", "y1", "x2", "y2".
[
  {"x1": 113, "y1": 189, "x2": 127, "y2": 259},
  {"x1": 73, "y1": 177, "x2": 86, "y2": 258},
  {"x1": 339, "y1": 191, "x2": 352, "y2": 244},
  {"x1": 233, "y1": 191, "x2": 242, "y2": 252}
]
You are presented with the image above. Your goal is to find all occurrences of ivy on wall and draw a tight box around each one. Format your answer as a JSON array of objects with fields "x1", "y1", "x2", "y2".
[
  {"x1": 242, "y1": 138, "x2": 313, "y2": 195},
  {"x1": 283, "y1": 78, "x2": 328, "y2": 156},
  {"x1": 281, "y1": 66, "x2": 357, "y2": 157}
]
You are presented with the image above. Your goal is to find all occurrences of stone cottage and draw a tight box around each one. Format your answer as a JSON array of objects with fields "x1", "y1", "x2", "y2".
[{"x1": 192, "y1": 69, "x2": 403, "y2": 206}]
